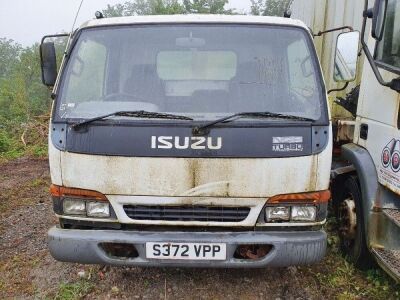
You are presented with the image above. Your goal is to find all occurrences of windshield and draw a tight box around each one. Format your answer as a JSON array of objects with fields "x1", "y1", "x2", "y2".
[{"x1": 57, "y1": 24, "x2": 324, "y2": 121}]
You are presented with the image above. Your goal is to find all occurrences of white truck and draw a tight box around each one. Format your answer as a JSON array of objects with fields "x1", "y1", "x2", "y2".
[
  {"x1": 40, "y1": 15, "x2": 332, "y2": 267},
  {"x1": 327, "y1": 0, "x2": 400, "y2": 281}
]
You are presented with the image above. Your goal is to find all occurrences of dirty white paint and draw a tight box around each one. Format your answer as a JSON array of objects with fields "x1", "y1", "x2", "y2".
[
  {"x1": 51, "y1": 131, "x2": 332, "y2": 226},
  {"x1": 48, "y1": 134, "x2": 62, "y2": 186},
  {"x1": 59, "y1": 144, "x2": 331, "y2": 198},
  {"x1": 316, "y1": 130, "x2": 333, "y2": 189},
  {"x1": 80, "y1": 14, "x2": 309, "y2": 30},
  {"x1": 357, "y1": 35, "x2": 400, "y2": 196}
]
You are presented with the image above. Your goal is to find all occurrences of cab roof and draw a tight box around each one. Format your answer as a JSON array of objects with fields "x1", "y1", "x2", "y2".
[{"x1": 79, "y1": 14, "x2": 308, "y2": 30}]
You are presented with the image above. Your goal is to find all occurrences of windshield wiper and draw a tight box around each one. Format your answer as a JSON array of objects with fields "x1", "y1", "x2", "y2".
[
  {"x1": 192, "y1": 112, "x2": 314, "y2": 135},
  {"x1": 72, "y1": 110, "x2": 193, "y2": 130}
]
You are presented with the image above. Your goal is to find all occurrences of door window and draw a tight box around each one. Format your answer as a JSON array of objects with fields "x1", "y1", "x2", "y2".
[{"x1": 375, "y1": 0, "x2": 400, "y2": 72}]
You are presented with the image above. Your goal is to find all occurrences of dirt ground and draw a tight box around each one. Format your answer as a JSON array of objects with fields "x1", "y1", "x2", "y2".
[{"x1": 0, "y1": 158, "x2": 399, "y2": 300}]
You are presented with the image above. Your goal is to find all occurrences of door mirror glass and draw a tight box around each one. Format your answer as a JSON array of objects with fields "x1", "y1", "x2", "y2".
[
  {"x1": 334, "y1": 31, "x2": 360, "y2": 82},
  {"x1": 372, "y1": 0, "x2": 388, "y2": 40},
  {"x1": 40, "y1": 42, "x2": 57, "y2": 86}
]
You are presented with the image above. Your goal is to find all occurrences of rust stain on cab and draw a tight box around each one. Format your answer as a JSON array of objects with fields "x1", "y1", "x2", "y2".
[{"x1": 60, "y1": 152, "x2": 326, "y2": 198}]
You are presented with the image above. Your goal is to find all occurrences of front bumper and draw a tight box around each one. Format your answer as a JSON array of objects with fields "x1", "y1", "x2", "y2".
[{"x1": 48, "y1": 226, "x2": 326, "y2": 268}]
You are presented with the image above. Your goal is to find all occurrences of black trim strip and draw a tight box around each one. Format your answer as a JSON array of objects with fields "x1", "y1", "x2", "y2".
[{"x1": 51, "y1": 122, "x2": 329, "y2": 158}]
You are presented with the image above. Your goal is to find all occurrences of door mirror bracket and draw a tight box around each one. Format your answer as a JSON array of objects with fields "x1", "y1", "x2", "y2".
[
  {"x1": 40, "y1": 33, "x2": 69, "y2": 87},
  {"x1": 361, "y1": 0, "x2": 400, "y2": 93}
]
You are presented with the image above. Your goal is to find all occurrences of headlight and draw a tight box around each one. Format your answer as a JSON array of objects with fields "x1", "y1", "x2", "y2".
[
  {"x1": 265, "y1": 206, "x2": 290, "y2": 222},
  {"x1": 63, "y1": 199, "x2": 86, "y2": 215},
  {"x1": 87, "y1": 201, "x2": 110, "y2": 218},
  {"x1": 291, "y1": 206, "x2": 316, "y2": 222}
]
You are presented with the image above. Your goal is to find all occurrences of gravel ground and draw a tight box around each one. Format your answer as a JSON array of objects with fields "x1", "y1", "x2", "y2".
[{"x1": 0, "y1": 158, "x2": 399, "y2": 299}]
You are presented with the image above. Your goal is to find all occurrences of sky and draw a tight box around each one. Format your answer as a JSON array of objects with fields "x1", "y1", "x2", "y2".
[{"x1": 0, "y1": 0, "x2": 251, "y2": 46}]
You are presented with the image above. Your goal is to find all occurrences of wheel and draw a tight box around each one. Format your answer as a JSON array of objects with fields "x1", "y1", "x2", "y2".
[{"x1": 334, "y1": 175, "x2": 374, "y2": 269}]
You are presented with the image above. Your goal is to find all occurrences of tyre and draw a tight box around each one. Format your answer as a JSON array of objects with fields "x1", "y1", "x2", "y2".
[{"x1": 334, "y1": 175, "x2": 374, "y2": 269}]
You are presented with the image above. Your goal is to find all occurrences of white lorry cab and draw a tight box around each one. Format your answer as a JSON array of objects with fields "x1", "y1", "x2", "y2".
[
  {"x1": 290, "y1": 0, "x2": 400, "y2": 281},
  {"x1": 328, "y1": 0, "x2": 400, "y2": 281},
  {"x1": 40, "y1": 15, "x2": 332, "y2": 267}
]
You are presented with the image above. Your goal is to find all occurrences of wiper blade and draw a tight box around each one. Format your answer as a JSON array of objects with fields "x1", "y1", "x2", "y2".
[
  {"x1": 193, "y1": 112, "x2": 314, "y2": 134},
  {"x1": 72, "y1": 110, "x2": 193, "y2": 130}
]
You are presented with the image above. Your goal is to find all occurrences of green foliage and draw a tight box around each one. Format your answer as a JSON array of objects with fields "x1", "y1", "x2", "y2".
[
  {"x1": 0, "y1": 129, "x2": 11, "y2": 152},
  {"x1": 0, "y1": 38, "x2": 22, "y2": 78},
  {"x1": 312, "y1": 219, "x2": 400, "y2": 299},
  {"x1": 0, "y1": 37, "x2": 60, "y2": 160},
  {"x1": 54, "y1": 280, "x2": 94, "y2": 300},
  {"x1": 103, "y1": 0, "x2": 185, "y2": 16},
  {"x1": 102, "y1": 4, "x2": 126, "y2": 17},
  {"x1": 183, "y1": 0, "x2": 233, "y2": 14},
  {"x1": 250, "y1": 0, "x2": 292, "y2": 16},
  {"x1": 102, "y1": 0, "x2": 233, "y2": 17}
]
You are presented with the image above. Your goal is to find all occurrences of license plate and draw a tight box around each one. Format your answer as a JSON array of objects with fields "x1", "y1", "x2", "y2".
[{"x1": 146, "y1": 242, "x2": 226, "y2": 260}]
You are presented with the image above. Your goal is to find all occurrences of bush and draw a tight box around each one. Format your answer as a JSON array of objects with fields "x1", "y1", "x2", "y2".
[{"x1": 0, "y1": 129, "x2": 11, "y2": 153}]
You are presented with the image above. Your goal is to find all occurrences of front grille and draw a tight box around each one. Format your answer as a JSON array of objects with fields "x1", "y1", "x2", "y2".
[{"x1": 123, "y1": 205, "x2": 251, "y2": 222}]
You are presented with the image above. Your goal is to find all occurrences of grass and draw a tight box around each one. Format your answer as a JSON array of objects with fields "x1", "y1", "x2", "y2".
[
  {"x1": 30, "y1": 177, "x2": 48, "y2": 187},
  {"x1": 311, "y1": 218, "x2": 400, "y2": 299},
  {"x1": 314, "y1": 254, "x2": 400, "y2": 299},
  {"x1": 53, "y1": 281, "x2": 95, "y2": 300},
  {"x1": 0, "y1": 176, "x2": 48, "y2": 215},
  {"x1": 0, "y1": 253, "x2": 45, "y2": 297},
  {"x1": 0, "y1": 144, "x2": 47, "y2": 161},
  {"x1": 0, "y1": 126, "x2": 47, "y2": 161}
]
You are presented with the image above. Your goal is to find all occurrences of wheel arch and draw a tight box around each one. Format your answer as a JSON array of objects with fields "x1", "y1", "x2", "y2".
[{"x1": 340, "y1": 143, "x2": 379, "y2": 244}]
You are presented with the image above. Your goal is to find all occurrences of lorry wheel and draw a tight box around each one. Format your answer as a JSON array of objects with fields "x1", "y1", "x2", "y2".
[{"x1": 336, "y1": 175, "x2": 373, "y2": 269}]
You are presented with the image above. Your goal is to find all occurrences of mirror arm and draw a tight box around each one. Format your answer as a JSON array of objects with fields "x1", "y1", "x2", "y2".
[
  {"x1": 40, "y1": 33, "x2": 70, "y2": 46},
  {"x1": 313, "y1": 26, "x2": 354, "y2": 37},
  {"x1": 361, "y1": 0, "x2": 400, "y2": 92},
  {"x1": 328, "y1": 82, "x2": 349, "y2": 94},
  {"x1": 40, "y1": 33, "x2": 70, "y2": 65}
]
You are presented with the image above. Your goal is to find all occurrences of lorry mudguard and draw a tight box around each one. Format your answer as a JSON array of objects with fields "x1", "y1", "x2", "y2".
[{"x1": 341, "y1": 143, "x2": 379, "y2": 242}]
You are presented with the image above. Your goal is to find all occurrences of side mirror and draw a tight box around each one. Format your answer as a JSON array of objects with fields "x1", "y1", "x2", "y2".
[
  {"x1": 334, "y1": 31, "x2": 360, "y2": 82},
  {"x1": 372, "y1": 0, "x2": 388, "y2": 40},
  {"x1": 40, "y1": 42, "x2": 57, "y2": 86}
]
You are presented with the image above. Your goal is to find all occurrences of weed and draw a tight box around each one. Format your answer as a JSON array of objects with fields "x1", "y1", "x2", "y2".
[
  {"x1": 313, "y1": 229, "x2": 400, "y2": 300},
  {"x1": 30, "y1": 177, "x2": 47, "y2": 187},
  {"x1": 0, "y1": 129, "x2": 11, "y2": 152},
  {"x1": 54, "y1": 280, "x2": 94, "y2": 300},
  {"x1": 31, "y1": 144, "x2": 48, "y2": 158}
]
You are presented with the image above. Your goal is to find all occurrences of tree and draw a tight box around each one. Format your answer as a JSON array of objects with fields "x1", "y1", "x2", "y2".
[
  {"x1": 0, "y1": 39, "x2": 52, "y2": 156},
  {"x1": 102, "y1": 4, "x2": 126, "y2": 17},
  {"x1": 250, "y1": 0, "x2": 264, "y2": 16},
  {"x1": 183, "y1": 0, "x2": 233, "y2": 14},
  {"x1": 102, "y1": 0, "x2": 185, "y2": 16},
  {"x1": 0, "y1": 38, "x2": 21, "y2": 78},
  {"x1": 250, "y1": 0, "x2": 292, "y2": 16},
  {"x1": 102, "y1": 0, "x2": 233, "y2": 17}
]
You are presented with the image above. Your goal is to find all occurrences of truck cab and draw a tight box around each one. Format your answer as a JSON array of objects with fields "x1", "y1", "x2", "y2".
[
  {"x1": 41, "y1": 15, "x2": 332, "y2": 267},
  {"x1": 325, "y1": 0, "x2": 400, "y2": 281}
]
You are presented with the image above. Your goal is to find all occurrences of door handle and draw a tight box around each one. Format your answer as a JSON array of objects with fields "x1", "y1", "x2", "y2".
[{"x1": 360, "y1": 123, "x2": 368, "y2": 140}]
